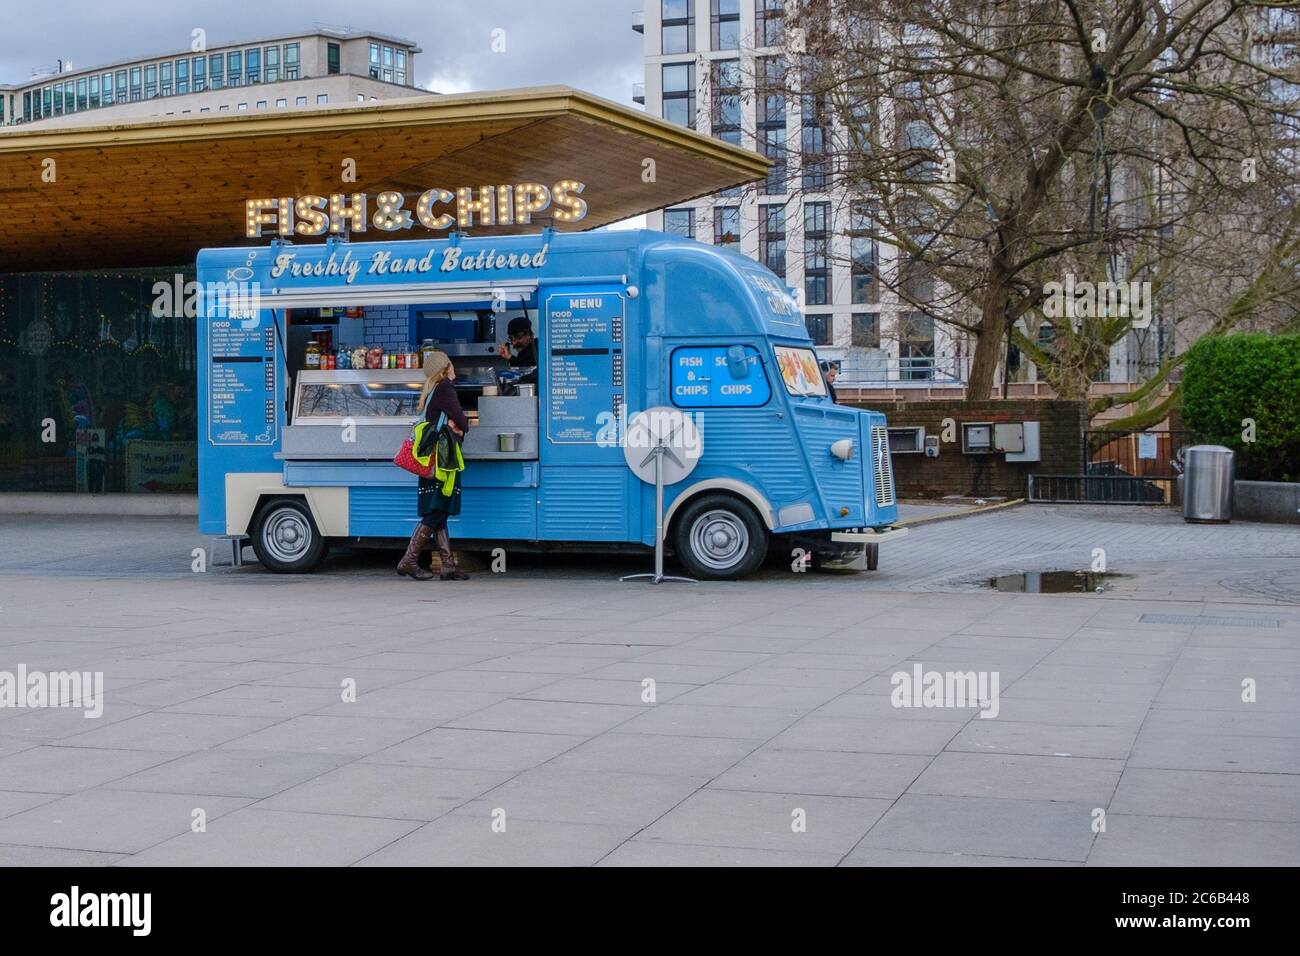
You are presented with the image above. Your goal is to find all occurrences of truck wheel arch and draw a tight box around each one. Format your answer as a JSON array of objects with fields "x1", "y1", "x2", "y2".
[
  {"x1": 224, "y1": 473, "x2": 348, "y2": 537},
  {"x1": 664, "y1": 480, "x2": 775, "y2": 534}
]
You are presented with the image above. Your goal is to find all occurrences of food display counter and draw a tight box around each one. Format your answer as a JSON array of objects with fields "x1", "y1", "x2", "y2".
[{"x1": 279, "y1": 369, "x2": 537, "y2": 462}]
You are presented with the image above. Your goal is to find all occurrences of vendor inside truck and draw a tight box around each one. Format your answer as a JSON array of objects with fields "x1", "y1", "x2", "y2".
[{"x1": 498, "y1": 315, "x2": 538, "y2": 384}]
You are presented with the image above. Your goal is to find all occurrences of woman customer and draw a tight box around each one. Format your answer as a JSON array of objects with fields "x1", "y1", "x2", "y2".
[{"x1": 396, "y1": 351, "x2": 471, "y2": 581}]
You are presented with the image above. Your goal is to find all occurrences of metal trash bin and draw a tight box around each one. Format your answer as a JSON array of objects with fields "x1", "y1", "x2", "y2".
[{"x1": 1183, "y1": 445, "x2": 1235, "y2": 523}]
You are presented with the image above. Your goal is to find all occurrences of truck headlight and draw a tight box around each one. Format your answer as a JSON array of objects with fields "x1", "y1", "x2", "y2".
[{"x1": 830, "y1": 439, "x2": 853, "y2": 461}]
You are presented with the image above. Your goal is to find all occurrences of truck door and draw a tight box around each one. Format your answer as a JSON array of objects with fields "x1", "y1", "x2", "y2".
[{"x1": 538, "y1": 284, "x2": 640, "y2": 541}]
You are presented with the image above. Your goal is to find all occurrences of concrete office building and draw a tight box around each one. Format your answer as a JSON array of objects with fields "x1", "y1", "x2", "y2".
[{"x1": 0, "y1": 28, "x2": 425, "y2": 130}]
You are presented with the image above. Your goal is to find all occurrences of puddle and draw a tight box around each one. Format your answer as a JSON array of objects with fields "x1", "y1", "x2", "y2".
[{"x1": 988, "y1": 571, "x2": 1126, "y2": 593}]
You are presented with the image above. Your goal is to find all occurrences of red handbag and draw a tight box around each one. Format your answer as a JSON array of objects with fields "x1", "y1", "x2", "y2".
[
  {"x1": 393, "y1": 407, "x2": 443, "y2": 478},
  {"x1": 393, "y1": 433, "x2": 434, "y2": 478}
]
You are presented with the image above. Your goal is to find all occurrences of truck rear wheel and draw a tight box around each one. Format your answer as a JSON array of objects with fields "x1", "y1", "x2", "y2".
[
  {"x1": 250, "y1": 498, "x2": 327, "y2": 573},
  {"x1": 673, "y1": 494, "x2": 768, "y2": 580}
]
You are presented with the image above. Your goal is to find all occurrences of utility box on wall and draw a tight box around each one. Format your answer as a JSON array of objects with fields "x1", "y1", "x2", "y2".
[
  {"x1": 1005, "y1": 421, "x2": 1041, "y2": 462},
  {"x1": 887, "y1": 426, "x2": 926, "y2": 454},
  {"x1": 994, "y1": 423, "x2": 1025, "y2": 454},
  {"x1": 961, "y1": 422, "x2": 994, "y2": 454}
]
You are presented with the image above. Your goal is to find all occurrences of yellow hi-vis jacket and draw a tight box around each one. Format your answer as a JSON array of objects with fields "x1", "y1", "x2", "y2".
[
  {"x1": 412, "y1": 420, "x2": 464, "y2": 495},
  {"x1": 434, "y1": 437, "x2": 465, "y2": 496}
]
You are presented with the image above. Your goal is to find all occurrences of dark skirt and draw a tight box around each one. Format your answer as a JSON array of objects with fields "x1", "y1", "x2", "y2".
[{"x1": 417, "y1": 470, "x2": 462, "y2": 518}]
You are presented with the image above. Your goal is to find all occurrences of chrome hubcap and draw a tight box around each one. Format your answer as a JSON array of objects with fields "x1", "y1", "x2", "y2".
[
  {"x1": 690, "y1": 510, "x2": 749, "y2": 571},
  {"x1": 263, "y1": 508, "x2": 311, "y2": 562}
]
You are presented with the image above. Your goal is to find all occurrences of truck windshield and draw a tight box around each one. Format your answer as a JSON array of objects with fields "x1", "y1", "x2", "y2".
[{"x1": 773, "y1": 345, "x2": 828, "y2": 397}]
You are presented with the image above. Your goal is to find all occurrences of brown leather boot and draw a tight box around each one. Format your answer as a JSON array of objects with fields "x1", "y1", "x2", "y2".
[
  {"x1": 435, "y1": 528, "x2": 469, "y2": 580},
  {"x1": 397, "y1": 524, "x2": 435, "y2": 580}
]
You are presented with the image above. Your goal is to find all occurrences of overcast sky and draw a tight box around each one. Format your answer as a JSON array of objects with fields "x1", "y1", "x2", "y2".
[{"x1": 0, "y1": 0, "x2": 647, "y2": 105}]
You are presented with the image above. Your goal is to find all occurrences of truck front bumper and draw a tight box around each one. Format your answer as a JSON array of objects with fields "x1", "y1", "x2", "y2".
[{"x1": 831, "y1": 527, "x2": 910, "y2": 545}]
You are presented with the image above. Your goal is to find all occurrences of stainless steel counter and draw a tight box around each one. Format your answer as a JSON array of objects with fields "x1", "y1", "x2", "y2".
[{"x1": 460, "y1": 394, "x2": 539, "y2": 460}]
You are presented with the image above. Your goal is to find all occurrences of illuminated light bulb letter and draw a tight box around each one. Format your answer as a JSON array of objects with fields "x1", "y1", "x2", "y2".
[
  {"x1": 276, "y1": 197, "x2": 295, "y2": 236},
  {"x1": 496, "y1": 185, "x2": 515, "y2": 226},
  {"x1": 457, "y1": 186, "x2": 496, "y2": 228},
  {"x1": 329, "y1": 192, "x2": 367, "y2": 234},
  {"x1": 416, "y1": 188, "x2": 455, "y2": 230},
  {"x1": 372, "y1": 191, "x2": 413, "y2": 231},
  {"x1": 551, "y1": 180, "x2": 588, "y2": 222},
  {"x1": 514, "y1": 183, "x2": 551, "y2": 225},
  {"x1": 245, "y1": 198, "x2": 278, "y2": 238},
  {"x1": 294, "y1": 195, "x2": 329, "y2": 236}
]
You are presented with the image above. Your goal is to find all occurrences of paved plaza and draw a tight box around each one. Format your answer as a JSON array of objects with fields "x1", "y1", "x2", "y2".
[{"x1": 0, "y1": 504, "x2": 1296, "y2": 866}]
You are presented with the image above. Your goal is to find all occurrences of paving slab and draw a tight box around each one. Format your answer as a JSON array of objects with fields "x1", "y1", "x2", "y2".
[
  {"x1": 116, "y1": 808, "x2": 419, "y2": 866},
  {"x1": 0, "y1": 789, "x2": 249, "y2": 854},
  {"x1": 452, "y1": 767, "x2": 704, "y2": 828},
  {"x1": 545, "y1": 732, "x2": 755, "y2": 777},
  {"x1": 0, "y1": 746, "x2": 179, "y2": 793},
  {"x1": 711, "y1": 748, "x2": 930, "y2": 799},
  {"x1": 218, "y1": 715, "x2": 437, "y2": 756},
  {"x1": 636, "y1": 789, "x2": 892, "y2": 856},
  {"x1": 907, "y1": 752, "x2": 1123, "y2": 804},
  {"x1": 107, "y1": 748, "x2": 353, "y2": 799},
  {"x1": 1109, "y1": 768, "x2": 1300, "y2": 822},
  {"x1": 859, "y1": 794, "x2": 1097, "y2": 862},
  {"x1": 358, "y1": 816, "x2": 630, "y2": 867},
  {"x1": 946, "y1": 720, "x2": 1140, "y2": 759},
  {"x1": 599, "y1": 841, "x2": 840, "y2": 867},
  {"x1": 1087, "y1": 815, "x2": 1300, "y2": 866},
  {"x1": 258, "y1": 762, "x2": 510, "y2": 821},
  {"x1": 614, "y1": 703, "x2": 804, "y2": 740},
  {"x1": 444, "y1": 698, "x2": 642, "y2": 736}
]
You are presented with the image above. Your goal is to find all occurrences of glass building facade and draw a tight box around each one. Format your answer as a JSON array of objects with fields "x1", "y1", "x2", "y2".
[{"x1": 0, "y1": 268, "x2": 198, "y2": 494}]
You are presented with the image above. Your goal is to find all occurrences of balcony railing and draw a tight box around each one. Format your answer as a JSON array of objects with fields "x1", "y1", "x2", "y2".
[
  {"x1": 632, "y1": 82, "x2": 645, "y2": 104},
  {"x1": 632, "y1": 11, "x2": 645, "y2": 34},
  {"x1": 837, "y1": 355, "x2": 966, "y2": 386}
]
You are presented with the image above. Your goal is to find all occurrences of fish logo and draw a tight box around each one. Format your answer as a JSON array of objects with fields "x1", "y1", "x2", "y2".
[{"x1": 226, "y1": 266, "x2": 254, "y2": 281}]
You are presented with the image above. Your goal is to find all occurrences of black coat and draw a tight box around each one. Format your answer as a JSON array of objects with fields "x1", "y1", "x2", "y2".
[{"x1": 416, "y1": 380, "x2": 465, "y2": 517}]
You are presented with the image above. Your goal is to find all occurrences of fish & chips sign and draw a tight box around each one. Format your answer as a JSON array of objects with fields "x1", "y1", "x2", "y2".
[{"x1": 245, "y1": 181, "x2": 587, "y2": 238}]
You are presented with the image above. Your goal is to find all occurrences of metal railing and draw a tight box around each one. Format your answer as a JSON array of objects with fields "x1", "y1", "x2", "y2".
[
  {"x1": 837, "y1": 355, "x2": 966, "y2": 386},
  {"x1": 1028, "y1": 474, "x2": 1175, "y2": 504}
]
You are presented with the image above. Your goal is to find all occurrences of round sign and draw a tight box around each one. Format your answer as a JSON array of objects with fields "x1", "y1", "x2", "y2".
[{"x1": 623, "y1": 407, "x2": 702, "y2": 485}]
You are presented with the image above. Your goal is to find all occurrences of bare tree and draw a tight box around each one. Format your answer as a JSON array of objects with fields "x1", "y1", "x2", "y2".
[{"x1": 774, "y1": 0, "x2": 1300, "y2": 400}]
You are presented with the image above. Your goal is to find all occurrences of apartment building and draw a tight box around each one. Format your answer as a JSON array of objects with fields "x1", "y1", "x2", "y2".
[
  {"x1": 0, "y1": 28, "x2": 425, "y2": 130},
  {"x1": 636, "y1": 0, "x2": 966, "y2": 388}
]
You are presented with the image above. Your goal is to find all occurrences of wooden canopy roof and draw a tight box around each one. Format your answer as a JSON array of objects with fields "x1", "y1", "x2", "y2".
[{"x1": 0, "y1": 86, "x2": 768, "y2": 272}]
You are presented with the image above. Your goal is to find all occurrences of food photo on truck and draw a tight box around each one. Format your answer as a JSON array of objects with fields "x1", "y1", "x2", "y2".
[{"x1": 197, "y1": 227, "x2": 907, "y2": 580}]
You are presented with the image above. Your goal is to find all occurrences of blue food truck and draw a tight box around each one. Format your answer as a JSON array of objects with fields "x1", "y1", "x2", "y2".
[{"x1": 197, "y1": 229, "x2": 906, "y2": 579}]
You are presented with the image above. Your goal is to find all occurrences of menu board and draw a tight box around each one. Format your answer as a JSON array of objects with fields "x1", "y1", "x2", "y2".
[
  {"x1": 545, "y1": 292, "x2": 624, "y2": 444},
  {"x1": 208, "y1": 314, "x2": 277, "y2": 445}
]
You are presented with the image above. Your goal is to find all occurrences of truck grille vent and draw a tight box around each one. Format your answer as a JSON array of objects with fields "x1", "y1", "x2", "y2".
[{"x1": 872, "y1": 425, "x2": 895, "y2": 506}]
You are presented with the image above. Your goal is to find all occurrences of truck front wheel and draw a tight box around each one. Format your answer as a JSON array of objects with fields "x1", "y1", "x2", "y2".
[
  {"x1": 673, "y1": 494, "x2": 768, "y2": 580},
  {"x1": 250, "y1": 498, "x2": 328, "y2": 573}
]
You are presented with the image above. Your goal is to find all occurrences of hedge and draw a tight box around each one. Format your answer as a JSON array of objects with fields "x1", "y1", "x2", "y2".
[{"x1": 1181, "y1": 334, "x2": 1300, "y2": 482}]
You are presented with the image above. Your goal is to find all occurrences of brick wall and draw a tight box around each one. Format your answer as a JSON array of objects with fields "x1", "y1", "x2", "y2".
[
  {"x1": 362, "y1": 306, "x2": 410, "y2": 353},
  {"x1": 843, "y1": 399, "x2": 1087, "y2": 499}
]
